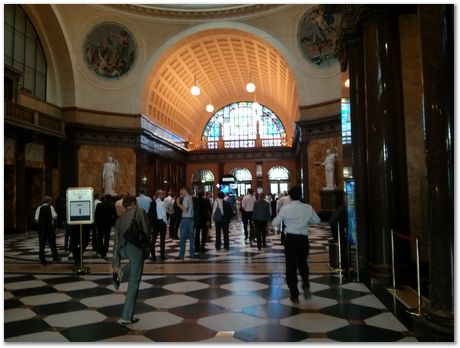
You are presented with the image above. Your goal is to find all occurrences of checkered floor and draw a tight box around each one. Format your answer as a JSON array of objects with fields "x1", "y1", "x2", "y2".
[
  {"x1": 4, "y1": 221, "x2": 332, "y2": 265},
  {"x1": 4, "y1": 220, "x2": 417, "y2": 342}
]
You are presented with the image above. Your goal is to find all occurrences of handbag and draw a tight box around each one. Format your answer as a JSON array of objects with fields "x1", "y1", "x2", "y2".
[{"x1": 123, "y1": 209, "x2": 150, "y2": 250}]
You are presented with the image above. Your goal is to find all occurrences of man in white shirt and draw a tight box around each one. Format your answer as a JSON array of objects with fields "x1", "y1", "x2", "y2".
[
  {"x1": 241, "y1": 188, "x2": 256, "y2": 241},
  {"x1": 35, "y1": 196, "x2": 59, "y2": 265},
  {"x1": 272, "y1": 186, "x2": 321, "y2": 303},
  {"x1": 150, "y1": 190, "x2": 168, "y2": 261}
]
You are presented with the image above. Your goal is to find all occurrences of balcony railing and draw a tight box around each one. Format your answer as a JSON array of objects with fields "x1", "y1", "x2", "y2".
[
  {"x1": 5, "y1": 101, "x2": 65, "y2": 137},
  {"x1": 187, "y1": 137, "x2": 292, "y2": 151}
]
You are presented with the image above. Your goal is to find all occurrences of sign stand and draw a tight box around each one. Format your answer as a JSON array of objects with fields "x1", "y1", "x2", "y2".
[{"x1": 66, "y1": 187, "x2": 94, "y2": 275}]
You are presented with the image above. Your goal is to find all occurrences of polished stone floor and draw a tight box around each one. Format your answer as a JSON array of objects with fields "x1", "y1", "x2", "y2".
[{"x1": 4, "y1": 220, "x2": 417, "y2": 342}]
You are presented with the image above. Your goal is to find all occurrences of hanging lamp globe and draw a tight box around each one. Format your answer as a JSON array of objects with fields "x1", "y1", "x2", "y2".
[
  {"x1": 246, "y1": 82, "x2": 256, "y2": 93},
  {"x1": 191, "y1": 85, "x2": 201, "y2": 96},
  {"x1": 206, "y1": 104, "x2": 214, "y2": 113}
]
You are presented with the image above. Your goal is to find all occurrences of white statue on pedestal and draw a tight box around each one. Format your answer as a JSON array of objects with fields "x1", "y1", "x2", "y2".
[
  {"x1": 102, "y1": 156, "x2": 118, "y2": 196},
  {"x1": 321, "y1": 148, "x2": 338, "y2": 190}
]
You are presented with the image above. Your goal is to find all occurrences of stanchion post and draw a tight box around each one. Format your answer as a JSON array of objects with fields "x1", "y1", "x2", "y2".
[
  {"x1": 336, "y1": 222, "x2": 343, "y2": 275},
  {"x1": 386, "y1": 229, "x2": 398, "y2": 294},
  {"x1": 76, "y1": 224, "x2": 90, "y2": 275},
  {"x1": 408, "y1": 237, "x2": 422, "y2": 317}
]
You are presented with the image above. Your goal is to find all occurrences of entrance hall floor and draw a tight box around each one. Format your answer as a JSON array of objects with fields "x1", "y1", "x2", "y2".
[{"x1": 4, "y1": 221, "x2": 417, "y2": 342}]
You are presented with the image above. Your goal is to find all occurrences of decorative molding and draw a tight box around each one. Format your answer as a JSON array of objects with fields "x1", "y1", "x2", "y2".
[
  {"x1": 188, "y1": 147, "x2": 295, "y2": 163},
  {"x1": 295, "y1": 115, "x2": 341, "y2": 145},
  {"x1": 106, "y1": 4, "x2": 284, "y2": 20},
  {"x1": 299, "y1": 99, "x2": 341, "y2": 111}
]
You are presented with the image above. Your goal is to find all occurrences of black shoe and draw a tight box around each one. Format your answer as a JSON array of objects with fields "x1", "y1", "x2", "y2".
[
  {"x1": 112, "y1": 272, "x2": 120, "y2": 290},
  {"x1": 53, "y1": 255, "x2": 61, "y2": 262},
  {"x1": 40, "y1": 259, "x2": 47, "y2": 266},
  {"x1": 150, "y1": 256, "x2": 157, "y2": 262},
  {"x1": 160, "y1": 256, "x2": 167, "y2": 261},
  {"x1": 290, "y1": 296, "x2": 299, "y2": 304}
]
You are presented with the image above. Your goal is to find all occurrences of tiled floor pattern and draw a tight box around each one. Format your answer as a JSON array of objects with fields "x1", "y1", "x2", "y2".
[
  {"x1": 4, "y1": 221, "x2": 332, "y2": 265},
  {"x1": 4, "y1": 273, "x2": 417, "y2": 342},
  {"x1": 4, "y1": 220, "x2": 417, "y2": 342}
]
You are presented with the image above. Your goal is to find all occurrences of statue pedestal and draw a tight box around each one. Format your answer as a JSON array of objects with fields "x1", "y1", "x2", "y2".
[{"x1": 319, "y1": 189, "x2": 343, "y2": 221}]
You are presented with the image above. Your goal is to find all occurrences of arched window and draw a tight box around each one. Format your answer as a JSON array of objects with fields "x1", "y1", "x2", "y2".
[
  {"x1": 268, "y1": 166, "x2": 290, "y2": 181},
  {"x1": 202, "y1": 102, "x2": 286, "y2": 148},
  {"x1": 192, "y1": 169, "x2": 215, "y2": 183},
  {"x1": 4, "y1": 5, "x2": 47, "y2": 100},
  {"x1": 231, "y1": 168, "x2": 252, "y2": 182}
]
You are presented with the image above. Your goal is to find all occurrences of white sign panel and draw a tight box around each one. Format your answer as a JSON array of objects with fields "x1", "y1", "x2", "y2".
[{"x1": 66, "y1": 187, "x2": 94, "y2": 225}]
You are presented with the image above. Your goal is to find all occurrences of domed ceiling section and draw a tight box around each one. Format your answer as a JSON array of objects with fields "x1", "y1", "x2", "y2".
[{"x1": 143, "y1": 28, "x2": 300, "y2": 142}]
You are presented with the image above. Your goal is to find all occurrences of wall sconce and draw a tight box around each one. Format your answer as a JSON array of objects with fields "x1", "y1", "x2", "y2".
[{"x1": 141, "y1": 175, "x2": 148, "y2": 185}]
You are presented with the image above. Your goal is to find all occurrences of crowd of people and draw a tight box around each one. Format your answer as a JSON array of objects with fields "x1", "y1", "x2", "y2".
[{"x1": 34, "y1": 186, "x2": 321, "y2": 324}]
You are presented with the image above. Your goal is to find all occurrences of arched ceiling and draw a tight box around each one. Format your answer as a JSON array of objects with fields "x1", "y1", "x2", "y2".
[{"x1": 143, "y1": 28, "x2": 300, "y2": 142}]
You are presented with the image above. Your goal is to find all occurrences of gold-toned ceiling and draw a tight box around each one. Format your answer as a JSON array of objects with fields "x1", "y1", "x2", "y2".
[{"x1": 143, "y1": 28, "x2": 299, "y2": 141}]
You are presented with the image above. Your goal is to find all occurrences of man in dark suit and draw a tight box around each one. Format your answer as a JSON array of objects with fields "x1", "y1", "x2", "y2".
[
  {"x1": 34, "y1": 196, "x2": 60, "y2": 265},
  {"x1": 195, "y1": 191, "x2": 212, "y2": 253},
  {"x1": 95, "y1": 194, "x2": 117, "y2": 257}
]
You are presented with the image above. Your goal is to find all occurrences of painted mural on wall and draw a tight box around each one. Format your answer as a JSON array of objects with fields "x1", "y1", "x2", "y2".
[
  {"x1": 298, "y1": 6, "x2": 341, "y2": 67},
  {"x1": 84, "y1": 22, "x2": 137, "y2": 78}
]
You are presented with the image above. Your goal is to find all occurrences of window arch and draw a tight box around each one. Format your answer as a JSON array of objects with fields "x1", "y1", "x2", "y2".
[
  {"x1": 192, "y1": 169, "x2": 215, "y2": 183},
  {"x1": 231, "y1": 168, "x2": 252, "y2": 182},
  {"x1": 202, "y1": 101, "x2": 287, "y2": 148},
  {"x1": 4, "y1": 5, "x2": 47, "y2": 100},
  {"x1": 268, "y1": 166, "x2": 290, "y2": 181}
]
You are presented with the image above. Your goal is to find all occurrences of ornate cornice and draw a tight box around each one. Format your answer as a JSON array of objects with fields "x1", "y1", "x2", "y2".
[
  {"x1": 106, "y1": 4, "x2": 285, "y2": 20},
  {"x1": 295, "y1": 115, "x2": 341, "y2": 144},
  {"x1": 188, "y1": 147, "x2": 295, "y2": 163}
]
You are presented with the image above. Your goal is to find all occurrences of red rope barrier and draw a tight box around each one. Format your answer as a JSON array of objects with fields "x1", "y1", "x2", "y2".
[{"x1": 393, "y1": 230, "x2": 417, "y2": 242}]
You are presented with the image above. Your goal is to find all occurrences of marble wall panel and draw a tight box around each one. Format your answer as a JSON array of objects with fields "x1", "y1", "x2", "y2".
[
  {"x1": 307, "y1": 136, "x2": 343, "y2": 212},
  {"x1": 78, "y1": 145, "x2": 136, "y2": 196}
]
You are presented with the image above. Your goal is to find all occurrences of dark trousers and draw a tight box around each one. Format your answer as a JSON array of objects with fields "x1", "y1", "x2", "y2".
[
  {"x1": 91, "y1": 224, "x2": 98, "y2": 251},
  {"x1": 254, "y1": 220, "x2": 268, "y2": 250},
  {"x1": 169, "y1": 214, "x2": 179, "y2": 239},
  {"x1": 97, "y1": 225, "x2": 111, "y2": 256},
  {"x1": 70, "y1": 226, "x2": 90, "y2": 265},
  {"x1": 38, "y1": 228, "x2": 59, "y2": 262},
  {"x1": 215, "y1": 221, "x2": 230, "y2": 250},
  {"x1": 242, "y1": 211, "x2": 253, "y2": 239},
  {"x1": 63, "y1": 221, "x2": 71, "y2": 250},
  {"x1": 151, "y1": 220, "x2": 166, "y2": 258},
  {"x1": 284, "y1": 233, "x2": 310, "y2": 298},
  {"x1": 195, "y1": 223, "x2": 208, "y2": 252}
]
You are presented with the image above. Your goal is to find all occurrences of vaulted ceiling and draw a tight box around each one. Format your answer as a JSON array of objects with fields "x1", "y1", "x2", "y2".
[{"x1": 143, "y1": 28, "x2": 299, "y2": 142}]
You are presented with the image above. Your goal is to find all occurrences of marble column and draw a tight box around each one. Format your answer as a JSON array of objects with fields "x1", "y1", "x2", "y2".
[
  {"x1": 15, "y1": 136, "x2": 27, "y2": 234},
  {"x1": 415, "y1": 4, "x2": 454, "y2": 341},
  {"x1": 362, "y1": 12, "x2": 410, "y2": 280},
  {"x1": 300, "y1": 141, "x2": 310, "y2": 202},
  {"x1": 346, "y1": 33, "x2": 370, "y2": 278}
]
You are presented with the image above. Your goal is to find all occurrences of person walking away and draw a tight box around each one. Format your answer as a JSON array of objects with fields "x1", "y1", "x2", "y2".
[
  {"x1": 195, "y1": 191, "x2": 212, "y2": 253},
  {"x1": 91, "y1": 193, "x2": 102, "y2": 252},
  {"x1": 35, "y1": 196, "x2": 60, "y2": 265},
  {"x1": 171, "y1": 194, "x2": 182, "y2": 239},
  {"x1": 94, "y1": 194, "x2": 117, "y2": 257},
  {"x1": 272, "y1": 186, "x2": 321, "y2": 303},
  {"x1": 136, "y1": 188, "x2": 152, "y2": 214},
  {"x1": 252, "y1": 193, "x2": 271, "y2": 250},
  {"x1": 115, "y1": 194, "x2": 127, "y2": 216},
  {"x1": 112, "y1": 195, "x2": 150, "y2": 325},
  {"x1": 164, "y1": 192, "x2": 175, "y2": 238},
  {"x1": 57, "y1": 190, "x2": 71, "y2": 251},
  {"x1": 177, "y1": 188, "x2": 195, "y2": 259},
  {"x1": 149, "y1": 190, "x2": 168, "y2": 261},
  {"x1": 213, "y1": 191, "x2": 233, "y2": 250},
  {"x1": 241, "y1": 189, "x2": 256, "y2": 243}
]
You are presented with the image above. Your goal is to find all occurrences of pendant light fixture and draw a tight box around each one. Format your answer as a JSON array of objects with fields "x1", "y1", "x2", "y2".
[
  {"x1": 206, "y1": 104, "x2": 214, "y2": 113},
  {"x1": 246, "y1": 71, "x2": 256, "y2": 93},
  {"x1": 191, "y1": 75, "x2": 201, "y2": 96}
]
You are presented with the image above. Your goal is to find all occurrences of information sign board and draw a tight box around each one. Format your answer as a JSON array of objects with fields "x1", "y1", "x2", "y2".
[{"x1": 66, "y1": 187, "x2": 94, "y2": 224}]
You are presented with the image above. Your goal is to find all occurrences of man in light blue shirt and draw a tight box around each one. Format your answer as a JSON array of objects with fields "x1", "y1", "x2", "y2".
[
  {"x1": 177, "y1": 188, "x2": 195, "y2": 259},
  {"x1": 136, "y1": 188, "x2": 152, "y2": 213},
  {"x1": 272, "y1": 186, "x2": 321, "y2": 303}
]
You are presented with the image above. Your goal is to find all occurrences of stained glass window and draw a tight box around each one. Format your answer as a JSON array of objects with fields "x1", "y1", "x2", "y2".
[
  {"x1": 192, "y1": 169, "x2": 215, "y2": 183},
  {"x1": 341, "y1": 98, "x2": 351, "y2": 144},
  {"x1": 202, "y1": 102, "x2": 286, "y2": 148},
  {"x1": 268, "y1": 166, "x2": 290, "y2": 181},
  {"x1": 231, "y1": 168, "x2": 252, "y2": 182}
]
